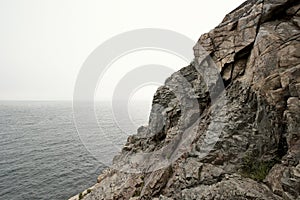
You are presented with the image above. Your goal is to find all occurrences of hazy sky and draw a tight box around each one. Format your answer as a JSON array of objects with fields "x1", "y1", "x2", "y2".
[{"x1": 0, "y1": 0, "x2": 245, "y2": 101}]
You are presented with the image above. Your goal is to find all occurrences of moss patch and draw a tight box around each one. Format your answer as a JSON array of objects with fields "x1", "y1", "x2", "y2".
[
  {"x1": 241, "y1": 153, "x2": 278, "y2": 182},
  {"x1": 78, "y1": 192, "x2": 83, "y2": 199}
]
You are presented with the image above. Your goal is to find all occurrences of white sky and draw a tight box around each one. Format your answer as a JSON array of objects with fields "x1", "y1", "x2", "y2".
[{"x1": 0, "y1": 0, "x2": 245, "y2": 101}]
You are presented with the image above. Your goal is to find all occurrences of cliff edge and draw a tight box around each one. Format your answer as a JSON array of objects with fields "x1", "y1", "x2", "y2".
[{"x1": 71, "y1": 0, "x2": 300, "y2": 199}]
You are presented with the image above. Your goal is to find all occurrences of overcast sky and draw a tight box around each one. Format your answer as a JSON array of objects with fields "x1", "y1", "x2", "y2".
[{"x1": 0, "y1": 0, "x2": 245, "y2": 101}]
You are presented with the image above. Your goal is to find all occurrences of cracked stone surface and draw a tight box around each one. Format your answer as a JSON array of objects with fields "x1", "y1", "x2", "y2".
[{"x1": 70, "y1": 0, "x2": 300, "y2": 199}]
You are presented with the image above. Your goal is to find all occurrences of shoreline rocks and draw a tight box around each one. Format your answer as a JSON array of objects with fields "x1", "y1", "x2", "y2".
[{"x1": 71, "y1": 0, "x2": 300, "y2": 199}]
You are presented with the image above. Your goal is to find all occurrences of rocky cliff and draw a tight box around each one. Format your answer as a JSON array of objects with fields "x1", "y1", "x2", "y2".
[{"x1": 71, "y1": 0, "x2": 300, "y2": 199}]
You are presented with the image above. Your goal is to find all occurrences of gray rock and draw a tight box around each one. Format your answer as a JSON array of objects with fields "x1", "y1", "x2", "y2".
[{"x1": 70, "y1": 0, "x2": 300, "y2": 199}]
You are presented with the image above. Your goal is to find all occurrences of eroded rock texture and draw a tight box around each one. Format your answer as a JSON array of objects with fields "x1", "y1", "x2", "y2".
[{"x1": 72, "y1": 0, "x2": 300, "y2": 199}]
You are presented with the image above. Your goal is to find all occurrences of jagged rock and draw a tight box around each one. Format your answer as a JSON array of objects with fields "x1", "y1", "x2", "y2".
[
  {"x1": 181, "y1": 174, "x2": 281, "y2": 200},
  {"x1": 71, "y1": 0, "x2": 300, "y2": 199}
]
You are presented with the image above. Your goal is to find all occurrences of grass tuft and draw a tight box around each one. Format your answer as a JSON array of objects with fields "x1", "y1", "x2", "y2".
[{"x1": 241, "y1": 153, "x2": 278, "y2": 182}]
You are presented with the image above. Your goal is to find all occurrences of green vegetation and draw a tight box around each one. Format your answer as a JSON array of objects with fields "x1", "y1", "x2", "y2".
[
  {"x1": 87, "y1": 189, "x2": 92, "y2": 194},
  {"x1": 241, "y1": 153, "x2": 278, "y2": 182},
  {"x1": 78, "y1": 192, "x2": 83, "y2": 199},
  {"x1": 133, "y1": 189, "x2": 142, "y2": 197}
]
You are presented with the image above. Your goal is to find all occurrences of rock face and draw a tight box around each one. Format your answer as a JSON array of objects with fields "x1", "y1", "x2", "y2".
[{"x1": 73, "y1": 0, "x2": 300, "y2": 199}]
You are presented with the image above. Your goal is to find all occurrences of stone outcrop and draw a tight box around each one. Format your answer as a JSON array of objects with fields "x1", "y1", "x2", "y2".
[{"x1": 71, "y1": 0, "x2": 300, "y2": 199}]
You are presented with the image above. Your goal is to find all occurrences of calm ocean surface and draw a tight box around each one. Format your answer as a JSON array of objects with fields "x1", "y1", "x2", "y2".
[{"x1": 0, "y1": 101, "x2": 150, "y2": 200}]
